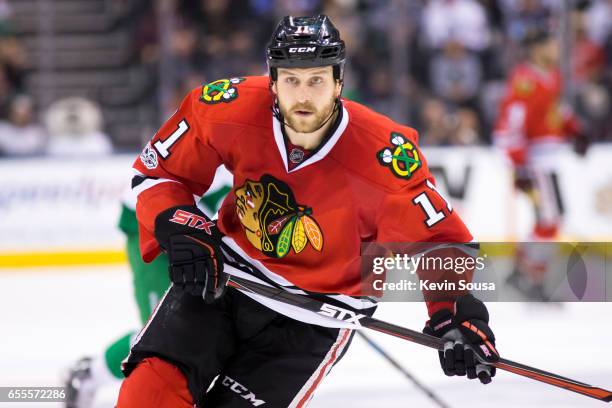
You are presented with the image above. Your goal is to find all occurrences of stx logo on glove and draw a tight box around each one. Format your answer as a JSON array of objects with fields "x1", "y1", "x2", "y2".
[
  {"x1": 170, "y1": 209, "x2": 215, "y2": 234},
  {"x1": 318, "y1": 304, "x2": 365, "y2": 326}
]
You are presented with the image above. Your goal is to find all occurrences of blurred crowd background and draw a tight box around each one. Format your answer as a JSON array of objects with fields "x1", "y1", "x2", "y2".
[{"x1": 0, "y1": 0, "x2": 610, "y2": 156}]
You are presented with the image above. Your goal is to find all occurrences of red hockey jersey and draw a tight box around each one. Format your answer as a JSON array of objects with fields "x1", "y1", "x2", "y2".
[
  {"x1": 494, "y1": 64, "x2": 579, "y2": 166},
  {"x1": 132, "y1": 76, "x2": 473, "y2": 319}
]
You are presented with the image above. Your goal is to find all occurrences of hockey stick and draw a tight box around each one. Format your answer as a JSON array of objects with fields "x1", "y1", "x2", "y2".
[
  {"x1": 357, "y1": 331, "x2": 452, "y2": 408},
  {"x1": 227, "y1": 275, "x2": 612, "y2": 403}
]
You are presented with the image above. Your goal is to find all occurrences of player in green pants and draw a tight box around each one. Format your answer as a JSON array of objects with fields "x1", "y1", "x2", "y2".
[{"x1": 64, "y1": 168, "x2": 232, "y2": 408}]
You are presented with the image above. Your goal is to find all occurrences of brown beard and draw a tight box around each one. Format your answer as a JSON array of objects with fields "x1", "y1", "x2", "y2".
[{"x1": 280, "y1": 98, "x2": 336, "y2": 133}]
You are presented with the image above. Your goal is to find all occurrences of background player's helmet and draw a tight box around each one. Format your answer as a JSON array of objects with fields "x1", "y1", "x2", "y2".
[
  {"x1": 266, "y1": 15, "x2": 346, "y2": 82},
  {"x1": 45, "y1": 97, "x2": 103, "y2": 137},
  {"x1": 521, "y1": 27, "x2": 553, "y2": 48}
]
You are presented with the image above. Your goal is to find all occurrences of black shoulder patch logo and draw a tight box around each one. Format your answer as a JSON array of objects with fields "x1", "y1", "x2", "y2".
[
  {"x1": 200, "y1": 77, "x2": 245, "y2": 104},
  {"x1": 377, "y1": 132, "x2": 422, "y2": 179}
]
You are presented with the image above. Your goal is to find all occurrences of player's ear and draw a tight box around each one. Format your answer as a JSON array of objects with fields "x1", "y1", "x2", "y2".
[
  {"x1": 334, "y1": 80, "x2": 342, "y2": 98},
  {"x1": 270, "y1": 81, "x2": 278, "y2": 96}
]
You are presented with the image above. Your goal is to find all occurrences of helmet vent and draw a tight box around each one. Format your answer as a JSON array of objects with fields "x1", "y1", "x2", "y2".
[
  {"x1": 269, "y1": 49, "x2": 285, "y2": 60},
  {"x1": 321, "y1": 47, "x2": 338, "y2": 56}
]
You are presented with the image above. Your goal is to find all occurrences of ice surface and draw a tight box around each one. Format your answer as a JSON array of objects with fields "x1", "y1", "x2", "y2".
[{"x1": 0, "y1": 266, "x2": 609, "y2": 407}]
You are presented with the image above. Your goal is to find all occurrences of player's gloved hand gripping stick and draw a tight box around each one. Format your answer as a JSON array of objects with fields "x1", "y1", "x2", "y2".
[
  {"x1": 513, "y1": 166, "x2": 533, "y2": 193},
  {"x1": 424, "y1": 294, "x2": 498, "y2": 384},
  {"x1": 155, "y1": 205, "x2": 228, "y2": 303}
]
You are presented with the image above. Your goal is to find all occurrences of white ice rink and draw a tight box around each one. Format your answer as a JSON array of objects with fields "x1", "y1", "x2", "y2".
[{"x1": 1, "y1": 266, "x2": 610, "y2": 408}]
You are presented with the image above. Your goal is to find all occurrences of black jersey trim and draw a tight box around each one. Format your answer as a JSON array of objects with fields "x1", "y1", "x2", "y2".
[{"x1": 132, "y1": 175, "x2": 159, "y2": 189}]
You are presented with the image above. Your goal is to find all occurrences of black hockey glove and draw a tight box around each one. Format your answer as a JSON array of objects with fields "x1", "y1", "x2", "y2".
[
  {"x1": 513, "y1": 166, "x2": 532, "y2": 192},
  {"x1": 154, "y1": 205, "x2": 227, "y2": 303},
  {"x1": 423, "y1": 294, "x2": 499, "y2": 384},
  {"x1": 573, "y1": 132, "x2": 590, "y2": 157}
]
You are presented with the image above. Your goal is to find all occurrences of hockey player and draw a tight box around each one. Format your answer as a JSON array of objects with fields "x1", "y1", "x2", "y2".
[
  {"x1": 494, "y1": 29, "x2": 589, "y2": 300},
  {"x1": 117, "y1": 15, "x2": 499, "y2": 407},
  {"x1": 64, "y1": 171, "x2": 232, "y2": 408}
]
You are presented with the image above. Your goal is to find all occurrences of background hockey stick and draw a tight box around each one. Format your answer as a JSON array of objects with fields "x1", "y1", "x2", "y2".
[
  {"x1": 357, "y1": 331, "x2": 452, "y2": 408},
  {"x1": 227, "y1": 275, "x2": 612, "y2": 403}
]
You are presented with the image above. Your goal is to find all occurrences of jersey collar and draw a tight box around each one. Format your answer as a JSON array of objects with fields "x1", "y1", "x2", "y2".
[{"x1": 272, "y1": 103, "x2": 349, "y2": 173}]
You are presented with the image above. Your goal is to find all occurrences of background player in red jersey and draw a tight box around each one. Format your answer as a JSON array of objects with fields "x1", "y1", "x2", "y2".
[
  {"x1": 494, "y1": 29, "x2": 590, "y2": 300},
  {"x1": 117, "y1": 15, "x2": 499, "y2": 407}
]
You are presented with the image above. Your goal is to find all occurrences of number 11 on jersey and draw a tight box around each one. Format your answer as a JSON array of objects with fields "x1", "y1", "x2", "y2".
[{"x1": 413, "y1": 180, "x2": 453, "y2": 227}]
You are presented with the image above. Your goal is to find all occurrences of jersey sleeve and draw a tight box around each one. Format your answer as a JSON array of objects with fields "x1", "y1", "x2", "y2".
[
  {"x1": 376, "y1": 176, "x2": 474, "y2": 317},
  {"x1": 132, "y1": 87, "x2": 224, "y2": 261}
]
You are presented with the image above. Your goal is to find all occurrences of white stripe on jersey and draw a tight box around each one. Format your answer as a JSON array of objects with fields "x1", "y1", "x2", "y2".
[
  {"x1": 221, "y1": 235, "x2": 377, "y2": 311},
  {"x1": 132, "y1": 176, "x2": 183, "y2": 198},
  {"x1": 225, "y1": 264, "x2": 364, "y2": 329}
]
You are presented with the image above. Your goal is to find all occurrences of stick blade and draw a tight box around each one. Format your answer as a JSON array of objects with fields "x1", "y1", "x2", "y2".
[{"x1": 496, "y1": 360, "x2": 612, "y2": 402}]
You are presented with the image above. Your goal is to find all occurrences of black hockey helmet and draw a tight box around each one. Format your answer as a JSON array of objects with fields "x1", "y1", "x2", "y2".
[
  {"x1": 267, "y1": 15, "x2": 346, "y2": 82},
  {"x1": 521, "y1": 27, "x2": 553, "y2": 48}
]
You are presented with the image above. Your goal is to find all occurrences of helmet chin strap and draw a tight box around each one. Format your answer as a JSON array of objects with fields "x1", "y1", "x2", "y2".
[{"x1": 271, "y1": 97, "x2": 340, "y2": 134}]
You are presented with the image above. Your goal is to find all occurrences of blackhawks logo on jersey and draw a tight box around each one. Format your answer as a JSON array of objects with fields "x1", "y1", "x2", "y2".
[
  {"x1": 377, "y1": 132, "x2": 421, "y2": 180},
  {"x1": 235, "y1": 174, "x2": 323, "y2": 258},
  {"x1": 200, "y1": 77, "x2": 245, "y2": 104}
]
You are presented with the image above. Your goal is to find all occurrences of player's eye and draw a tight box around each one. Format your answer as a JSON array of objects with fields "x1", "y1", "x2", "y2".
[
  {"x1": 309, "y1": 76, "x2": 323, "y2": 85},
  {"x1": 286, "y1": 77, "x2": 299, "y2": 85}
]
